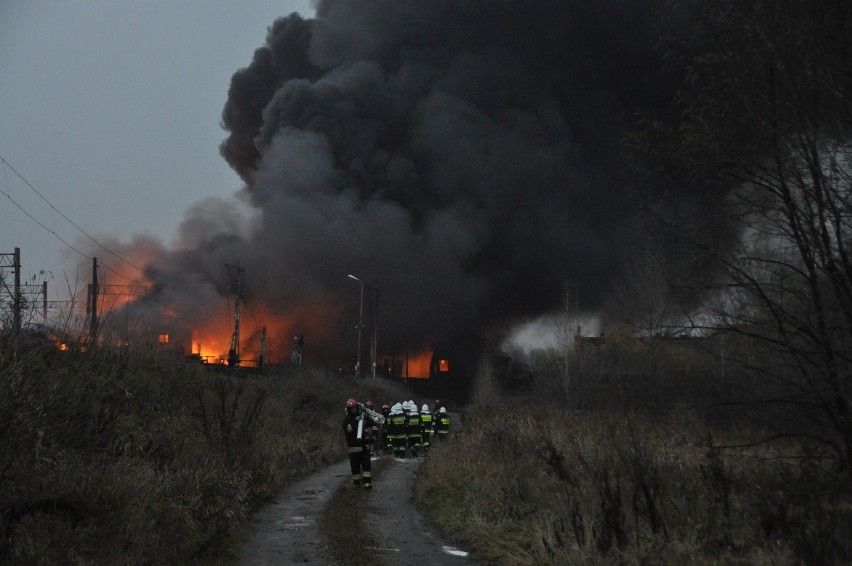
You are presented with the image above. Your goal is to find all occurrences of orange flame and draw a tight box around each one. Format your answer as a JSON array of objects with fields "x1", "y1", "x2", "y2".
[{"x1": 406, "y1": 350, "x2": 433, "y2": 378}]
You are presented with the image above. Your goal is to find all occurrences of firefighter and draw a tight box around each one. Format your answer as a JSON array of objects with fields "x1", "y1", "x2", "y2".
[
  {"x1": 364, "y1": 400, "x2": 379, "y2": 452},
  {"x1": 342, "y1": 398, "x2": 372, "y2": 488},
  {"x1": 419, "y1": 403, "x2": 433, "y2": 452},
  {"x1": 406, "y1": 402, "x2": 422, "y2": 457},
  {"x1": 380, "y1": 403, "x2": 392, "y2": 453},
  {"x1": 388, "y1": 403, "x2": 408, "y2": 459},
  {"x1": 436, "y1": 406, "x2": 450, "y2": 440}
]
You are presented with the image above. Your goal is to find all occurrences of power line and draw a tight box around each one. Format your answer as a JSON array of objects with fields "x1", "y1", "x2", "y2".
[
  {"x1": 0, "y1": 177, "x2": 95, "y2": 260},
  {"x1": 0, "y1": 154, "x2": 228, "y2": 325},
  {"x1": 0, "y1": 153, "x2": 204, "y2": 284}
]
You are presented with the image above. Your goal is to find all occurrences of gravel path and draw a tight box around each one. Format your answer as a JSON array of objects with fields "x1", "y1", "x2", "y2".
[
  {"x1": 364, "y1": 456, "x2": 471, "y2": 565},
  {"x1": 239, "y1": 461, "x2": 350, "y2": 565},
  {"x1": 238, "y1": 454, "x2": 473, "y2": 565}
]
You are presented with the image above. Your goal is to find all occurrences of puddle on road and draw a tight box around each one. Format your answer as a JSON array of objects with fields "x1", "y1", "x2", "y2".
[
  {"x1": 275, "y1": 516, "x2": 311, "y2": 530},
  {"x1": 443, "y1": 545, "x2": 469, "y2": 557},
  {"x1": 294, "y1": 489, "x2": 321, "y2": 501}
]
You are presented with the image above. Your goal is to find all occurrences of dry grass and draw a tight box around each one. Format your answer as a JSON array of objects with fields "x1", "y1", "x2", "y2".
[
  {"x1": 415, "y1": 406, "x2": 852, "y2": 564},
  {"x1": 0, "y1": 342, "x2": 409, "y2": 564}
]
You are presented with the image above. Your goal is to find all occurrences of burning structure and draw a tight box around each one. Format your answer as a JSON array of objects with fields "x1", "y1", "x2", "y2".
[{"x1": 92, "y1": 1, "x2": 724, "y2": 382}]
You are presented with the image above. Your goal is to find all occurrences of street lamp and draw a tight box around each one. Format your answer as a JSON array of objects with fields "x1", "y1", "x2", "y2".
[
  {"x1": 347, "y1": 274, "x2": 364, "y2": 378},
  {"x1": 371, "y1": 287, "x2": 379, "y2": 378}
]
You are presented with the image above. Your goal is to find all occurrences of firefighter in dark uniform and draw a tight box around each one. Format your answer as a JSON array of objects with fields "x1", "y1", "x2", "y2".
[
  {"x1": 432, "y1": 398, "x2": 444, "y2": 415},
  {"x1": 380, "y1": 403, "x2": 392, "y2": 454},
  {"x1": 388, "y1": 403, "x2": 408, "y2": 459},
  {"x1": 342, "y1": 398, "x2": 372, "y2": 488},
  {"x1": 406, "y1": 401, "x2": 422, "y2": 457},
  {"x1": 364, "y1": 400, "x2": 379, "y2": 451},
  {"x1": 419, "y1": 403, "x2": 433, "y2": 452},
  {"x1": 436, "y1": 406, "x2": 450, "y2": 440}
]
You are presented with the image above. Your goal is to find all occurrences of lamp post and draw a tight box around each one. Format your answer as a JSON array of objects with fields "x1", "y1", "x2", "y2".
[
  {"x1": 371, "y1": 287, "x2": 379, "y2": 378},
  {"x1": 367, "y1": 285, "x2": 379, "y2": 377},
  {"x1": 347, "y1": 274, "x2": 364, "y2": 378}
]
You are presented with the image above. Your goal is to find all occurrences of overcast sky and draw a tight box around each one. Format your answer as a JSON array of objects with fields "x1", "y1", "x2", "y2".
[{"x1": 0, "y1": 0, "x2": 313, "y2": 294}]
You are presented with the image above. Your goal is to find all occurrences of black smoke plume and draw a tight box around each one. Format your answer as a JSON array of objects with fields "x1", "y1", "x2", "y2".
[{"x1": 118, "y1": 1, "x2": 695, "y2": 364}]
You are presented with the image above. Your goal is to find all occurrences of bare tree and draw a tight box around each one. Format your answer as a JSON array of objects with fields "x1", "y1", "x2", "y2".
[
  {"x1": 636, "y1": 0, "x2": 852, "y2": 469},
  {"x1": 551, "y1": 281, "x2": 578, "y2": 397},
  {"x1": 604, "y1": 241, "x2": 683, "y2": 338}
]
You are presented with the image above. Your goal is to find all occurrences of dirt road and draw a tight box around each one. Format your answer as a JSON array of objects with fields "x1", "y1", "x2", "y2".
[{"x1": 239, "y1": 454, "x2": 472, "y2": 565}]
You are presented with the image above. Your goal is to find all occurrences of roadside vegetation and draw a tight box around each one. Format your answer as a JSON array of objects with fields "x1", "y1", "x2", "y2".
[
  {"x1": 414, "y1": 349, "x2": 852, "y2": 565},
  {"x1": 0, "y1": 334, "x2": 408, "y2": 564},
  {"x1": 417, "y1": 2, "x2": 852, "y2": 563},
  {"x1": 3, "y1": 1, "x2": 852, "y2": 564}
]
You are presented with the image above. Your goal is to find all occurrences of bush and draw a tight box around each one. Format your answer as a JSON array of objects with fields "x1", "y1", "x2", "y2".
[
  {"x1": 0, "y1": 343, "x2": 408, "y2": 563},
  {"x1": 415, "y1": 406, "x2": 852, "y2": 564}
]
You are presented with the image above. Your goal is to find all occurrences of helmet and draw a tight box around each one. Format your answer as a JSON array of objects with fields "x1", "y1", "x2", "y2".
[
  {"x1": 421, "y1": 404, "x2": 430, "y2": 413},
  {"x1": 365, "y1": 400, "x2": 374, "y2": 409},
  {"x1": 346, "y1": 398, "x2": 358, "y2": 409},
  {"x1": 391, "y1": 403, "x2": 403, "y2": 414},
  {"x1": 439, "y1": 407, "x2": 447, "y2": 413}
]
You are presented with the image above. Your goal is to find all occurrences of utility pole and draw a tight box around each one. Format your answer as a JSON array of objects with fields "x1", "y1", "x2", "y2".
[
  {"x1": 291, "y1": 334, "x2": 304, "y2": 366},
  {"x1": 0, "y1": 248, "x2": 22, "y2": 343},
  {"x1": 89, "y1": 257, "x2": 98, "y2": 347},
  {"x1": 13, "y1": 247, "x2": 21, "y2": 340},
  {"x1": 0, "y1": 258, "x2": 72, "y2": 324},
  {"x1": 347, "y1": 274, "x2": 364, "y2": 378},
  {"x1": 258, "y1": 326, "x2": 267, "y2": 371},
  {"x1": 227, "y1": 264, "x2": 243, "y2": 367}
]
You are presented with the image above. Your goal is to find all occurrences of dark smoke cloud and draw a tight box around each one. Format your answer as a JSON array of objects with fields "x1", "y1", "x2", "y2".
[{"x1": 122, "y1": 0, "x2": 691, "y2": 363}]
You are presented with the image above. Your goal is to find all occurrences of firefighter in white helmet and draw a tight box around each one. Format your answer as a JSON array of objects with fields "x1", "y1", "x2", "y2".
[
  {"x1": 387, "y1": 403, "x2": 408, "y2": 459},
  {"x1": 406, "y1": 402, "x2": 422, "y2": 457},
  {"x1": 436, "y1": 406, "x2": 450, "y2": 440},
  {"x1": 419, "y1": 403, "x2": 433, "y2": 452}
]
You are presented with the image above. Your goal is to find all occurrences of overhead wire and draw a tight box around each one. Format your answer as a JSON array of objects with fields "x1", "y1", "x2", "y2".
[
  {"x1": 0, "y1": 153, "x2": 224, "y2": 317},
  {"x1": 1, "y1": 154, "x2": 239, "y2": 338},
  {"x1": 0, "y1": 153, "x2": 205, "y2": 284}
]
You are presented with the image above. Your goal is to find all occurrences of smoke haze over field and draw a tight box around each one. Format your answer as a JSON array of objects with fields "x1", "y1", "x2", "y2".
[{"x1": 118, "y1": 0, "x2": 693, "y2": 363}]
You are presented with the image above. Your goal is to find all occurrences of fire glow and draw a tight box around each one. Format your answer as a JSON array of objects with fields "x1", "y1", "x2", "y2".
[
  {"x1": 405, "y1": 350, "x2": 432, "y2": 379},
  {"x1": 192, "y1": 334, "x2": 227, "y2": 364}
]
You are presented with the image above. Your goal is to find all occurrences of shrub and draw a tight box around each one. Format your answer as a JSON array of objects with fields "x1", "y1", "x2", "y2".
[{"x1": 415, "y1": 406, "x2": 852, "y2": 564}]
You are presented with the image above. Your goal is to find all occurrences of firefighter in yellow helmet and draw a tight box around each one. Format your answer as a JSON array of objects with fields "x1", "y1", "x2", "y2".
[{"x1": 342, "y1": 398, "x2": 372, "y2": 488}]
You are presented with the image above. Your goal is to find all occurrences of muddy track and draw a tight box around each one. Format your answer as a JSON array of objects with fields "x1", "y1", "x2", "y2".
[{"x1": 239, "y1": 454, "x2": 471, "y2": 565}]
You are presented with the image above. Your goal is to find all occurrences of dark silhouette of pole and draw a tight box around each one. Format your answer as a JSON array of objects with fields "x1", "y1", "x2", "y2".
[
  {"x1": 371, "y1": 287, "x2": 379, "y2": 378},
  {"x1": 348, "y1": 274, "x2": 364, "y2": 378},
  {"x1": 90, "y1": 257, "x2": 98, "y2": 347},
  {"x1": 227, "y1": 264, "x2": 243, "y2": 366},
  {"x1": 12, "y1": 247, "x2": 21, "y2": 341}
]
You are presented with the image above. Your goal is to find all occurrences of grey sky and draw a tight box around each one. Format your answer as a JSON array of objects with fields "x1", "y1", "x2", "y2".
[{"x1": 0, "y1": 0, "x2": 313, "y2": 292}]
